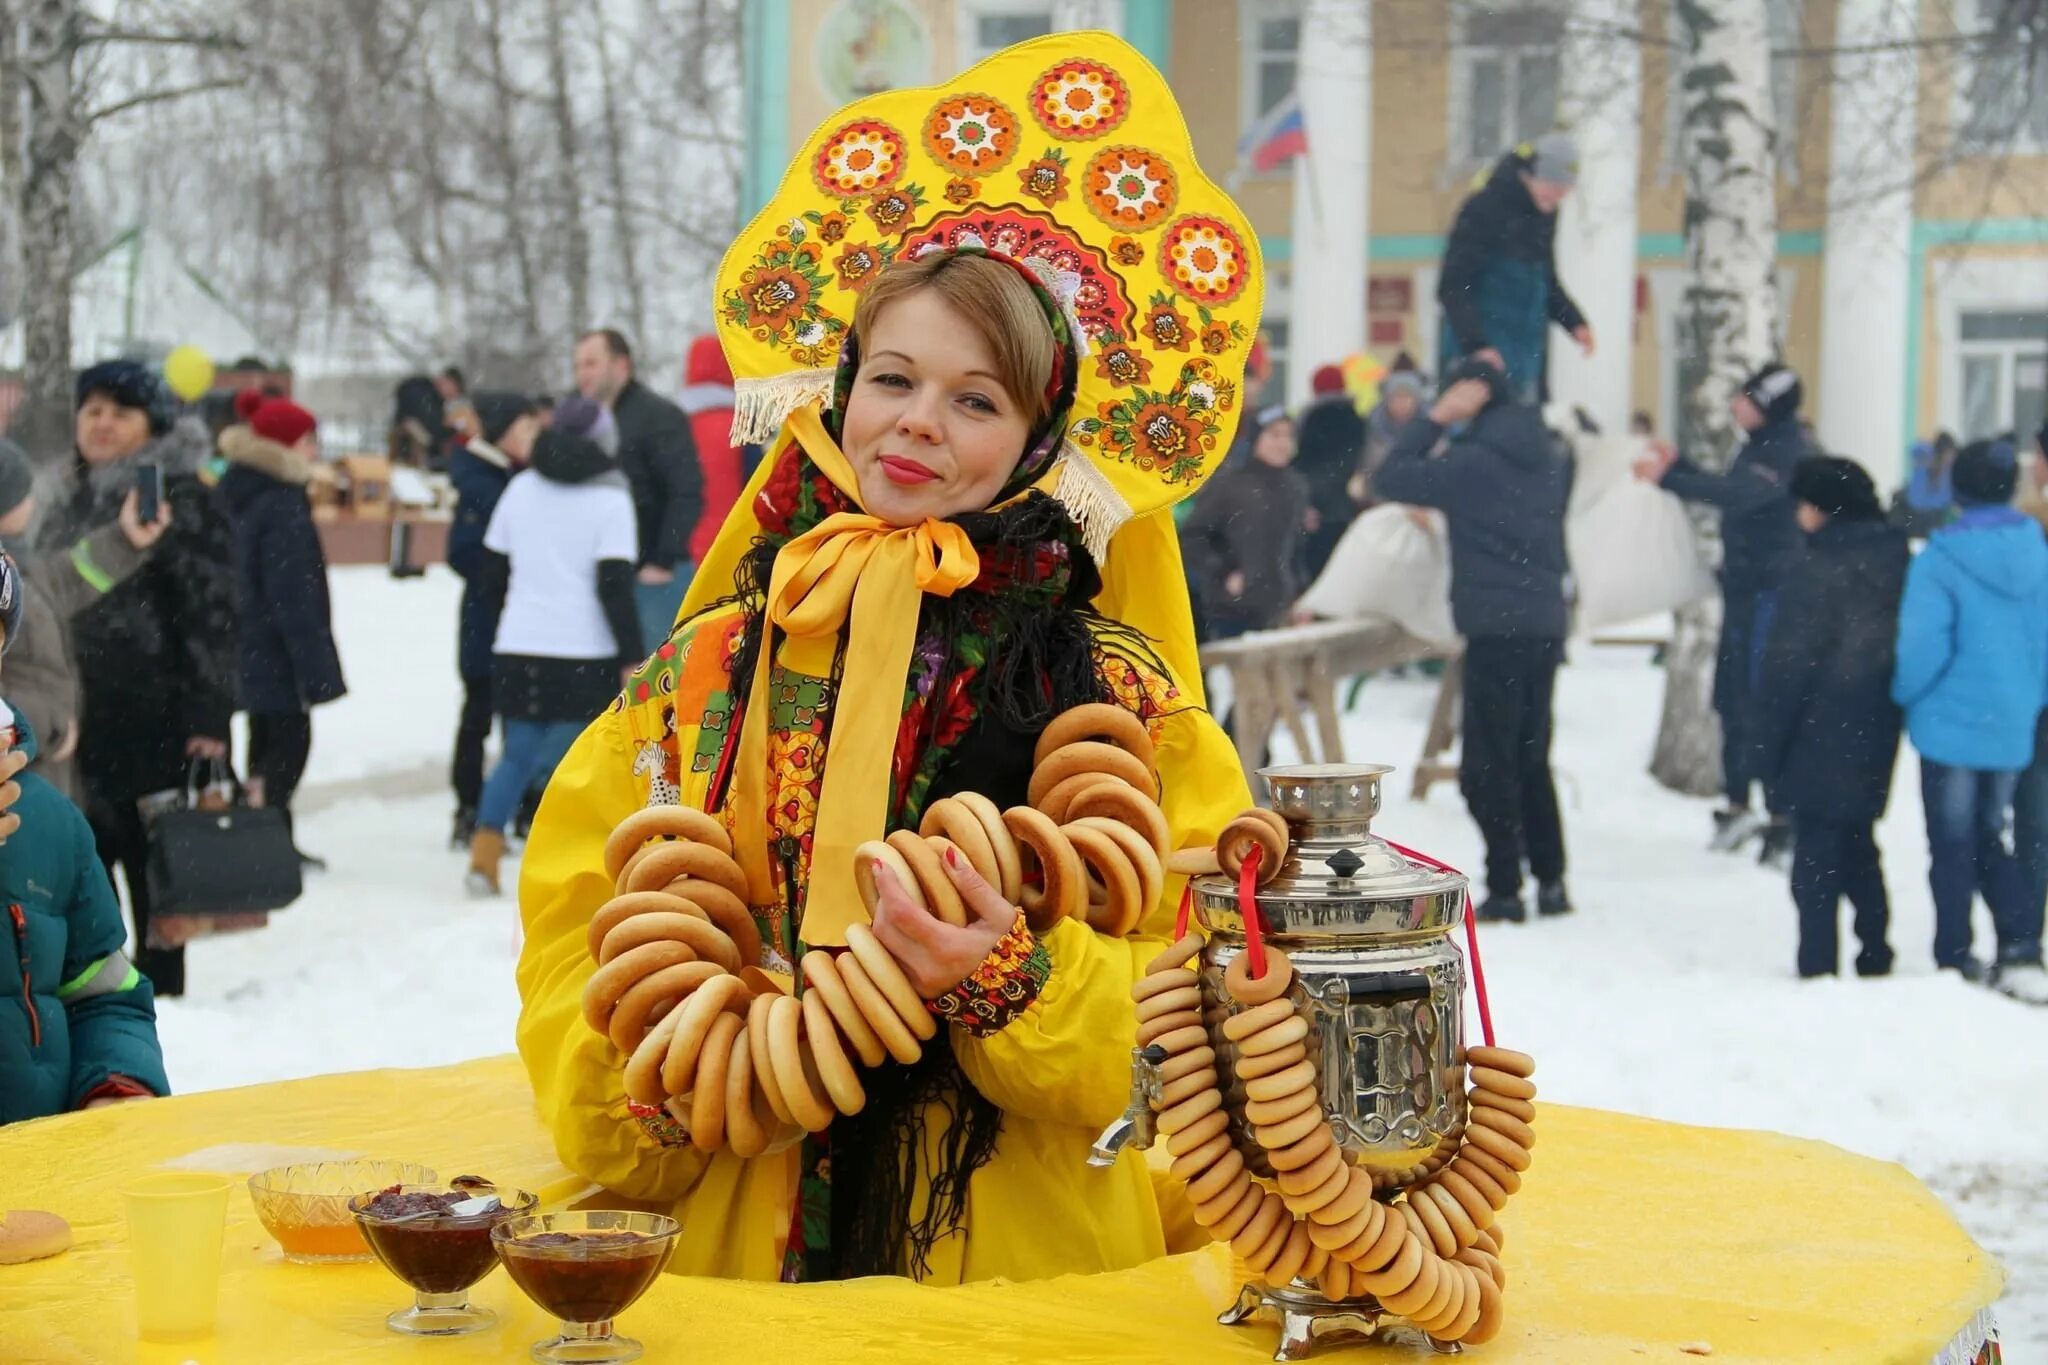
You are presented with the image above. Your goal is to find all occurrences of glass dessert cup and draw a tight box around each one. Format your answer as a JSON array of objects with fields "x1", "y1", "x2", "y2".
[
  {"x1": 348, "y1": 1181, "x2": 537, "y2": 1336},
  {"x1": 248, "y1": 1161, "x2": 437, "y2": 1264},
  {"x1": 492, "y1": 1211, "x2": 681, "y2": 1364}
]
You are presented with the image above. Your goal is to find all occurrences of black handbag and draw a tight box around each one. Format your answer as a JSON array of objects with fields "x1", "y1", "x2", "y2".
[{"x1": 143, "y1": 760, "x2": 303, "y2": 920}]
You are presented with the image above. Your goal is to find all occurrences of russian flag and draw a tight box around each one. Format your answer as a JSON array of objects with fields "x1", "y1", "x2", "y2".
[{"x1": 1239, "y1": 91, "x2": 1307, "y2": 176}]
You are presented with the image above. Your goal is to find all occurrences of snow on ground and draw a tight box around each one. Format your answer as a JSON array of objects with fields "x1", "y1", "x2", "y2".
[{"x1": 153, "y1": 567, "x2": 2045, "y2": 1352}]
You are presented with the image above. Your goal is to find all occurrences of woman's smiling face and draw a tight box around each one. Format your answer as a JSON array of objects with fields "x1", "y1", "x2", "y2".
[{"x1": 839, "y1": 289, "x2": 1034, "y2": 526}]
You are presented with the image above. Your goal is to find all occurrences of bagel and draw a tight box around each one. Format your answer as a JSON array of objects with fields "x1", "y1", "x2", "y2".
[
  {"x1": 1377, "y1": 1241, "x2": 1439, "y2": 1317},
  {"x1": 598, "y1": 911, "x2": 713, "y2": 967},
  {"x1": 1422, "y1": 1181, "x2": 1480, "y2": 1250},
  {"x1": 1450, "y1": 1157, "x2": 1510, "y2": 1212},
  {"x1": 1136, "y1": 1009, "x2": 1204, "y2": 1047},
  {"x1": 1156, "y1": 1045, "x2": 1217, "y2": 1083},
  {"x1": 1235, "y1": 1193, "x2": 1290, "y2": 1266},
  {"x1": 622, "y1": 1008, "x2": 683, "y2": 1107},
  {"x1": 723, "y1": 1024, "x2": 774, "y2": 1158},
  {"x1": 801, "y1": 951, "x2": 888, "y2": 1067},
  {"x1": 1414, "y1": 1256, "x2": 1464, "y2": 1334},
  {"x1": 1027, "y1": 741, "x2": 1159, "y2": 808},
  {"x1": 603, "y1": 805, "x2": 733, "y2": 880},
  {"x1": 888, "y1": 830, "x2": 966, "y2": 927},
  {"x1": 1263, "y1": 1221, "x2": 1314, "y2": 1288},
  {"x1": 1145, "y1": 1022, "x2": 1210, "y2": 1056},
  {"x1": 1356, "y1": 1229, "x2": 1423, "y2": 1301},
  {"x1": 1204, "y1": 1183, "x2": 1264, "y2": 1241},
  {"x1": 854, "y1": 839, "x2": 924, "y2": 916},
  {"x1": 660, "y1": 973, "x2": 749, "y2": 1096},
  {"x1": 1037, "y1": 771, "x2": 1127, "y2": 824},
  {"x1": 1457, "y1": 1144, "x2": 1524, "y2": 1196},
  {"x1": 1067, "y1": 782, "x2": 1172, "y2": 859},
  {"x1": 1238, "y1": 1014, "x2": 1310, "y2": 1057},
  {"x1": 1469, "y1": 1087, "x2": 1538, "y2": 1124},
  {"x1": 1245, "y1": 1058, "x2": 1317, "y2": 1103},
  {"x1": 1163, "y1": 1107, "x2": 1230, "y2": 1156},
  {"x1": 1145, "y1": 934, "x2": 1204, "y2": 974},
  {"x1": 1158, "y1": 1066, "x2": 1220, "y2": 1109},
  {"x1": 1468, "y1": 1065, "x2": 1538, "y2": 1102},
  {"x1": 689, "y1": 1012, "x2": 743, "y2": 1151},
  {"x1": 1224, "y1": 946, "x2": 1294, "y2": 1006},
  {"x1": 1221, "y1": 996, "x2": 1298, "y2": 1043},
  {"x1": 802, "y1": 990, "x2": 867, "y2": 1116},
  {"x1": 624, "y1": 911, "x2": 742, "y2": 977},
  {"x1": 1233, "y1": 1040, "x2": 1307, "y2": 1080},
  {"x1": 844, "y1": 923, "x2": 937, "y2": 1041},
  {"x1": 1265, "y1": 1122, "x2": 1336, "y2": 1173},
  {"x1": 608, "y1": 960, "x2": 725, "y2": 1052},
  {"x1": 1318, "y1": 1257, "x2": 1355, "y2": 1302},
  {"x1": 621, "y1": 841, "x2": 751, "y2": 906},
  {"x1": 1469, "y1": 1104, "x2": 1537, "y2": 1151},
  {"x1": 1462, "y1": 1045, "x2": 1535, "y2": 1079},
  {"x1": 748, "y1": 994, "x2": 796, "y2": 1125},
  {"x1": 1433, "y1": 1167, "x2": 1497, "y2": 1231},
  {"x1": 654, "y1": 879, "x2": 763, "y2": 971},
  {"x1": 1463, "y1": 1265, "x2": 1506, "y2": 1345},
  {"x1": 951, "y1": 791, "x2": 1022, "y2": 903},
  {"x1": 1463, "y1": 1121, "x2": 1532, "y2": 1172},
  {"x1": 1135, "y1": 985, "x2": 1203, "y2": 1022},
  {"x1": 582, "y1": 941, "x2": 696, "y2": 1034},
  {"x1": 1165, "y1": 847, "x2": 1222, "y2": 877},
  {"x1": 767, "y1": 995, "x2": 834, "y2": 1131},
  {"x1": 1168, "y1": 1130, "x2": 1234, "y2": 1182},
  {"x1": 1244, "y1": 1086, "x2": 1317, "y2": 1127},
  {"x1": 835, "y1": 952, "x2": 924, "y2": 1065},
  {"x1": 1003, "y1": 806, "x2": 1086, "y2": 929},
  {"x1": 1132, "y1": 966, "x2": 1199, "y2": 1002},
  {"x1": 1350, "y1": 1203, "x2": 1410, "y2": 1275},
  {"x1": 1409, "y1": 1186, "x2": 1459, "y2": 1257},
  {"x1": 1217, "y1": 811, "x2": 1288, "y2": 885},
  {"x1": 919, "y1": 800, "x2": 1002, "y2": 894},
  {"x1": 1033, "y1": 702, "x2": 1157, "y2": 772},
  {"x1": 1064, "y1": 821, "x2": 1146, "y2": 936},
  {"x1": 1070, "y1": 815, "x2": 1163, "y2": 921},
  {"x1": 587, "y1": 890, "x2": 701, "y2": 959},
  {"x1": 1185, "y1": 1149, "x2": 1248, "y2": 1210},
  {"x1": 1440, "y1": 1264, "x2": 1487, "y2": 1343},
  {"x1": 1281, "y1": 1154, "x2": 1351, "y2": 1214}
]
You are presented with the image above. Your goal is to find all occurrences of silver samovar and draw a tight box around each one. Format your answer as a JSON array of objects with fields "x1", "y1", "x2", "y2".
[{"x1": 1094, "y1": 763, "x2": 1474, "y2": 1359}]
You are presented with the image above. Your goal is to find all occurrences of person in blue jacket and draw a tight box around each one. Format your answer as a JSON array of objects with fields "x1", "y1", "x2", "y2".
[
  {"x1": 447, "y1": 392, "x2": 541, "y2": 848},
  {"x1": 0, "y1": 554, "x2": 168, "y2": 1123},
  {"x1": 1893, "y1": 439, "x2": 2048, "y2": 986}
]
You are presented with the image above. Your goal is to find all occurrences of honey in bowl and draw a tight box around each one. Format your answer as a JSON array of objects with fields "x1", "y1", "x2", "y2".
[{"x1": 247, "y1": 1161, "x2": 437, "y2": 1265}]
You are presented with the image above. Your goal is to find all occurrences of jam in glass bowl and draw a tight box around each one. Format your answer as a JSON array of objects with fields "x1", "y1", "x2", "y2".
[
  {"x1": 492, "y1": 1211, "x2": 681, "y2": 1363},
  {"x1": 348, "y1": 1179, "x2": 536, "y2": 1335}
]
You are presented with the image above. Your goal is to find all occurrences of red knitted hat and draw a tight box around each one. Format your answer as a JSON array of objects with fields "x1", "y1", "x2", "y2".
[
  {"x1": 233, "y1": 387, "x2": 267, "y2": 423},
  {"x1": 251, "y1": 398, "x2": 317, "y2": 447}
]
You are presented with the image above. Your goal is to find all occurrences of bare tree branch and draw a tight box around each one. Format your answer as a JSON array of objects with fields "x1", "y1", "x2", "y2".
[{"x1": 87, "y1": 75, "x2": 245, "y2": 124}]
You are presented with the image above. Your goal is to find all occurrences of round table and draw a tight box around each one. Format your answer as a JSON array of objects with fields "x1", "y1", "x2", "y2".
[{"x1": 0, "y1": 1055, "x2": 2003, "y2": 1363}]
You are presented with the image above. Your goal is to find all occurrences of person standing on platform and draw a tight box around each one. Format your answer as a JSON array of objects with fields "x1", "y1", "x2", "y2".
[
  {"x1": 1635, "y1": 363, "x2": 1815, "y2": 866},
  {"x1": 573, "y1": 329, "x2": 701, "y2": 653},
  {"x1": 1436, "y1": 132, "x2": 1593, "y2": 405},
  {"x1": 1754, "y1": 457, "x2": 1906, "y2": 980},
  {"x1": 1373, "y1": 361, "x2": 1574, "y2": 923}
]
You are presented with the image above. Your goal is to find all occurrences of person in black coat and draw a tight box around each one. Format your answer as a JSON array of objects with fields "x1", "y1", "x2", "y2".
[
  {"x1": 1179, "y1": 407, "x2": 1310, "y2": 642},
  {"x1": 445, "y1": 392, "x2": 541, "y2": 846},
  {"x1": 1373, "y1": 361, "x2": 1575, "y2": 922},
  {"x1": 28, "y1": 362, "x2": 238, "y2": 997},
  {"x1": 573, "y1": 328, "x2": 702, "y2": 652},
  {"x1": 216, "y1": 399, "x2": 346, "y2": 861},
  {"x1": 1754, "y1": 458, "x2": 1907, "y2": 979},
  {"x1": 1293, "y1": 366, "x2": 1367, "y2": 582},
  {"x1": 1637, "y1": 362, "x2": 1816, "y2": 863}
]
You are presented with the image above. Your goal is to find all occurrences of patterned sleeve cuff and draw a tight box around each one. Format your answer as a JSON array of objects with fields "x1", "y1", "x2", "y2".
[
  {"x1": 926, "y1": 913, "x2": 1052, "y2": 1037},
  {"x1": 627, "y1": 1099, "x2": 693, "y2": 1149}
]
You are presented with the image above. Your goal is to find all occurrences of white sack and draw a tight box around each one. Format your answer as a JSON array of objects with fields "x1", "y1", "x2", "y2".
[
  {"x1": 1296, "y1": 503, "x2": 1459, "y2": 647},
  {"x1": 1568, "y1": 477, "x2": 1715, "y2": 631}
]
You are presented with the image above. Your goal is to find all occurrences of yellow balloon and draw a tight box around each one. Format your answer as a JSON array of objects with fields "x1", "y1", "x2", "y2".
[{"x1": 163, "y1": 346, "x2": 215, "y2": 402}]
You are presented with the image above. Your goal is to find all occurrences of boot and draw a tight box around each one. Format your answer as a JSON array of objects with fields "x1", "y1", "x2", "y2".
[
  {"x1": 467, "y1": 828, "x2": 506, "y2": 898},
  {"x1": 1536, "y1": 881, "x2": 1573, "y2": 917},
  {"x1": 1709, "y1": 806, "x2": 1766, "y2": 853},
  {"x1": 451, "y1": 805, "x2": 477, "y2": 851},
  {"x1": 1475, "y1": 893, "x2": 1526, "y2": 924},
  {"x1": 1757, "y1": 819, "x2": 1796, "y2": 871}
]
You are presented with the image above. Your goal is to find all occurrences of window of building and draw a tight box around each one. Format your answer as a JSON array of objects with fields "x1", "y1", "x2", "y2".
[
  {"x1": 1664, "y1": 0, "x2": 1804, "y2": 181},
  {"x1": 960, "y1": 2, "x2": 1053, "y2": 66},
  {"x1": 1238, "y1": 0, "x2": 1302, "y2": 173},
  {"x1": 1956, "y1": 309, "x2": 2048, "y2": 441},
  {"x1": 1959, "y1": 0, "x2": 2048, "y2": 151},
  {"x1": 1450, "y1": 2, "x2": 1564, "y2": 170}
]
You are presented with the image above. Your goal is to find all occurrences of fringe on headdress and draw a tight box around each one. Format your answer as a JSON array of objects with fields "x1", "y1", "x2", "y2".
[{"x1": 733, "y1": 368, "x2": 837, "y2": 445}]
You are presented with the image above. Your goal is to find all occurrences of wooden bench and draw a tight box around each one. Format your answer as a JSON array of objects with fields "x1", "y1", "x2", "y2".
[{"x1": 1198, "y1": 619, "x2": 1463, "y2": 795}]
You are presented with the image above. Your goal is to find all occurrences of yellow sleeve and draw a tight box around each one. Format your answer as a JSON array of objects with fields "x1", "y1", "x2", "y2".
[
  {"x1": 952, "y1": 699, "x2": 1250, "y2": 1128},
  {"x1": 514, "y1": 705, "x2": 711, "y2": 1202}
]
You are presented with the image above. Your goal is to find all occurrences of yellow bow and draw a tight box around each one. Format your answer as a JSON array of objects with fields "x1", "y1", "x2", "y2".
[{"x1": 729, "y1": 408, "x2": 982, "y2": 946}]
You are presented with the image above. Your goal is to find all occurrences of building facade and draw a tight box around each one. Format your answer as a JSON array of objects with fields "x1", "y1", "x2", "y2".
[{"x1": 742, "y1": 0, "x2": 2048, "y2": 483}]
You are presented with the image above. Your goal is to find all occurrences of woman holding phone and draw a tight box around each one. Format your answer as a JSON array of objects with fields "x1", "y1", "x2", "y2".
[{"x1": 30, "y1": 361, "x2": 237, "y2": 998}]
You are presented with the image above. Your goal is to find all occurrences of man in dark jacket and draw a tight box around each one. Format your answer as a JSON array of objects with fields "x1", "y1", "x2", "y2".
[
  {"x1": 1754, "y1": 458, "x2": 1906, "y2": 979},
  {"x1": 1637, "y1": 362, "x2": 1814, "y2": 863},
  {"x1": 216, "y1": 399, "x2": 347, "y2": 862},
  {"x1": 1374, "y1": 362, "x2": 1575, "y2": 922},
  {"x1": 30, "y1": 363, "x2": 237, "y2": 998},
  {"x1": 574, "y1": 329, "x2": 701, "y2": 652},
  {"x1": 1437, "y1": 132, "x2": 1593, "y2": 405},
  {"x1": 446, "y1": 392, "x2": 540, "y2": 847}
]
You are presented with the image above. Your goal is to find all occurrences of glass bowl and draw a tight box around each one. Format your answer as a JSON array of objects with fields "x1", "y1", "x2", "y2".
[
  {"x1": 349, "y1": 1181, "x2": 537, "y2": 1336},
  {"x1": 493, "y1": 1211, "x2": 681, "y2": 1364},
  {"x1": 247, "y1": 1161, "x2": 438, "y2": 1264}
]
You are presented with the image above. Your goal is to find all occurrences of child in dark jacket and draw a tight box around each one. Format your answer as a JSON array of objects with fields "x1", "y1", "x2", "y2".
[
  {"x1": 216, "y1": 399, "x2": 346, "y2": 863},
  {"x1": 1755, "y1": 458, "x2": 1907, "y2": 978},
  {"x1": 0, "y1": 553, "x2": 167, "y2": 1122}
]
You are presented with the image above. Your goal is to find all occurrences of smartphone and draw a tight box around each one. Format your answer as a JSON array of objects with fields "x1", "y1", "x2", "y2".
[{"x1": 135, "y1": 463, "x2": 164, "y2": 524}]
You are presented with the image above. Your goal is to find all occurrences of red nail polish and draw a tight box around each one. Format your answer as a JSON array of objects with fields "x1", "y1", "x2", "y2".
[{"x1": 944, "y1": 845, "x2": 960, "y2": 869}]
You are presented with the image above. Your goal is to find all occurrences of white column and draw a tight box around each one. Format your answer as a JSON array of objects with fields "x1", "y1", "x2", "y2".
[
  {"x1": 1051, "y1": 0, "x2": 1125, "y2": 32},
  {"x1": 1549, "y1": 0, "x2": 1641, "y2": 435},
  {"x1": 1286, "y1": 0, "x2": 1370, "y2": 408},
  {"x1": 1818, "y1": 0, "x2": 1918, "y2": 490}
]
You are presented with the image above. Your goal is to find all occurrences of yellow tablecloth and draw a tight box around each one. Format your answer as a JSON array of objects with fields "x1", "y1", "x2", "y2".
[{"x1": 0, "y1": 1056, "x2": 2001, "y2": 1364}]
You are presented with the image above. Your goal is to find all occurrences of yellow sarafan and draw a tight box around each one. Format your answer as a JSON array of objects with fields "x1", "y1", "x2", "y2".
[{"x1": 710, "y1": 30, "x2": 1264, "y2": 556}]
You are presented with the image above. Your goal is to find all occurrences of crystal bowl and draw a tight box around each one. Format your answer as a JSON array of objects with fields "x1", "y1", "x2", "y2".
[{"x1": 247, "y1": 1160, "x2": 438, "y2": 1264}]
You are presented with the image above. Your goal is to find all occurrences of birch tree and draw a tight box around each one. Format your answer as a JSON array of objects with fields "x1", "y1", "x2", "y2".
[{"x1": 1651, "y1": 0, "x2": 1783, "y2": 796}]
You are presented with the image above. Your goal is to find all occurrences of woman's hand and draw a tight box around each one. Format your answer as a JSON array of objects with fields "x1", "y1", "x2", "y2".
[
  {"x1": 1223, "y1": 570, "x2": 1247, "y2": 599},
  {"x1": 117, "y1": 487, "x2": 172, "y2": 550},
  {"x1": 868, "y1": 845, "x2": 1016, "y2": 998},
  {"x1": 1429, "y1": 379, "x2": 1490, "y2": 427},
  {"x1": 0, "y1": 744, "x2": 25, "y2": 844}
]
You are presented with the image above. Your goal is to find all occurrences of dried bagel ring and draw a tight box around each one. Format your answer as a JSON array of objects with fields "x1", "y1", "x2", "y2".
[
  {"x1": 1319, "y1": 1257, "x2": 1355, "y2": 1302},
  {"x1": 1216, "y1": 812, "x2": 1287, "y2": 885},
  {"x1": 1241, "y1": 1202, "x2": 1295, "y2": 1275},
  {"x1": 1469, "y1": 1104, "x2": 1537, "y2": 1151},
  {"x1": 1027, "y1": 740, "x2": 1159, "y2": 809},
  {"x1": 951, "y1": 791, "x2": 1023, "y2": 904},
  {"x1": 1464, "y1": 1121, "x2": 1533, "y2": 1173},
  {"x1": 1067, "y1": 781, "x2": 1172, "y2": 859},
  {"x1": 1458, "y1": 1144, "x2": 1524, "y2": 1197},
  {"x1": 1463, "y1": 1266, "x2": 1506, "y2": 1345},
  {"x1": 1333, "y1": 1197, "x2": 1391, "y2": 1265},
  {"x1": 608, "y1": 960, "x2": 725, "y2": 1053},
  {"x1": 887, "y1": 830, "x2": 966, "y2": 927},
  {"x1": 1135, "y1": 1010, "x2": 1203, "y2": 1047},
  {"x1": 1470, "y1": 1087, "x2": 1538, "y2": 1124},
  {"x1": 1433, "y1": 1167, "x2": 1497, "y2": 1231},
  {"x1": 835, "y1": 953, "x2": 924, "y2": 1065},
  {"x1": 1156, "y1": 1088, "x2": 1222, "y2": 1136},
  {"x1": 1137, "y1": 985, "x2": 1204, "y2": 1022},
  {"x1": 1186, "y1": 1148, "x2": 1247, "y2": 1206},
  {"x1": 918, "y1": 799, "x2": 1001, "y2": 893},
  {"x1": 844, "y1": 923, "x2": 937, "y2": 1041},
  {"x1": 1414, "y1": 1255, "x2": 1465, "y2": 1334},
  {"x1": 620, "y1": 840, "x2": 750, "y2": 904},
  {"x1": 1266, "y1": 1122, "x2": 1337, "y2": 1173},
  {"x1": 1307, "y1": 1165, "x2": 1373, "y2": 1225},
  {"x1": 1038, "y1": 771, "x2": 1127, "y2": 825},
  {"x1": 1033, "y1": 702, "x2": 1157, "y2": 772},
  {"x1": 1409, "y1": 1186, "x2": 1460, "y2": 1257},
  {"x1": 656, "y1": 881, "x2": 762, "y2": 975},
  {"x1": 1263, "y1": 1222, "x2": 1314, "y2": 1288},
  {"x1": 723, "y1": 1023, "x2": 774, "y2": 1158},
  {"x1": 1349, "y1": 1203, "x2": 1409, "y2": 1274},
  {"x1": 1438, "y1": 1263, "x2": 1487, "y2": 1343},
  {"x1": 1378, "y1": 1243, "x2": 1441, "y2": 1317},
  {"x1": 1457, "y1": 1245, "x2": 1506, "y2": 1292},
  {"x1": 767, "y1": 995, "x2": 834, "y2": 1131},
  {"x1": 602, "y1": 805, "x2": 733, "y2": 880},
  {"x1": 1071, "y1": 815, "x2": 1164, "y2": 922},
  {"x1": 1003, "y1": 806, "x2": 1087, "y2": 929},
  {"x1": 1147, "y1": 1022, "x2": 1210, "y2": 1056},
  {"x1": 688, "y1": 1012, "x2": 743, "y2": 1151},
  {"x1": 802, "y1": 990, "x2": 867, "y2": 1116},
  {"x1": 1257, "y1": 1103, "x2": 1329, "y2": 1151},
  {"x1": 1158, "y1": 1045, "x2": 1217, "y2": 1084},
  {"x1": 1244, "y1": 1087, "x2": 1318, "y2": 1127},
  {"x1": 586, "y1": 890, "x2": 701, "y2": 960},
  {"x1": 747, "y1": 994, "x2": 795, "y2": 1125},
  {"x1": 801, "y1": 952, "x2": 887, "y2": 1068},
  {"x1": 1450, "y1": 1157, "x2": 1510, "y2": 1212},
  {"x1": 1462, "y1": 1045, "x2": 1535, "y2": 1079},
  {"x1": 1224, "y1": 947, "x2": 1295, "y2": 1006},
  {"x1": 1230, "y1": 1190, "x2": 1288, "y2": 1262},
  {"x1": 1277, "y1": 1143, "x2": 1347, "y2": 1201},
  {"x1": 1132, "y1": 967, "x2": 1199, "y2": 1002},
  {"x1": 622, "y1": 1008, "x2": 683, "y2": 1107},
  {"x1": 626, "y1": 912, "x2": 741, "y2": 978},
  {"x1": 1146, "y1": 934, "x2": 1204, "y2": 974},
  {"x1": 1222, "y1": 996, "x2": 1298, "y2": 1043},
  {"x1": 1063, "y1": 821, "x2": 1146, "y2": 937},
  {"x1": 1205, "y1": 1182, "x2": 1264, "y2": 1241},
  {"x1": 1234, "y1": 1040, "x2": 1307, "y2": 1080},
  {"x1": 1164, "y1": 1107, "x2": 1230, "y2": 1157},
  {"x1": 1307, "y1": 1192, "x2": 1377, "y2": 1251},
  {"x1": 1356, "y1": 1228, "x2": 1423, "y2": 1300},
  {"x1": 660, "y1": 973, "x2": 748, "y2": 1096},
  {"x1": 582, "y1": 941, "x2": 695, "y2": 1035},
  {"x1": 597, "y1": 911, "x2": 714, "y2": 967},
  {"x1": 1169, "y1": 1130, "x2": 1234, "y2": 1181},
  {"x1": 1238, "y1": 1014, "x2": 1311, "y2": 1057},
  {"x1": 1468, "y1": 1065, "x2": 1538, "y2": 1101},
  {"x1": 1422, "y1": 1181, "x2": 1480, "y2": 1250},
  {"x1": 1245, "y1": 1058, "x2": 1317, "y2": 1102},
  {"x1": 855, "y1": 840, "x2": 925, "y2": 916}
]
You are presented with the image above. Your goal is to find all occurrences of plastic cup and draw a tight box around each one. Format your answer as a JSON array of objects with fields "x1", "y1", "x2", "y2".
[{"x1": 123, "y1": 1172, "x2": 232, "y2": 1341}]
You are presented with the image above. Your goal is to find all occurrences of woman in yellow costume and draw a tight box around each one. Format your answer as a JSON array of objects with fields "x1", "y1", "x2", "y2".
[{"x1": 516, "y1": 32, "x2": 1262, "y2": 1284}]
